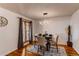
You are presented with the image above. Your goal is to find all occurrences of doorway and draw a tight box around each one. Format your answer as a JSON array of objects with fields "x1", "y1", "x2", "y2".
[{"x1": 23, "y1": 20, "x2": 33, "y2": 45}]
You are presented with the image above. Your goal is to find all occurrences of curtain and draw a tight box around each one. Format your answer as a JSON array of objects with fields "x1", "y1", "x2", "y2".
[
  {"x1": 18, "y1": 18, "x2": 23, "y2": 49},
  {"x1": 29, "y1": 21, "x2": 33, "y2": 44}
]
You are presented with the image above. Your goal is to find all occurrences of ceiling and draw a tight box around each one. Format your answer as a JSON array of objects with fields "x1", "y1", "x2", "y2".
[{"x1": 0, "y1": 3, "x2": 79, "y2": 20}]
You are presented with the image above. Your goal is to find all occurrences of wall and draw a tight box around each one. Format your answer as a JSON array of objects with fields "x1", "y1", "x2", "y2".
[
  {"x1": 71, "y1": 9, "x2": 79, "y2": 54},
  {"x1": 0, "y1": 7, "x2": 31, "y2": 55},
  {"x1": 34, "y1": 16, "x2": 71, "y2": 45}
]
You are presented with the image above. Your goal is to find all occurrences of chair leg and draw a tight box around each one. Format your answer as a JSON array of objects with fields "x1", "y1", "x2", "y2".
[
  {"x1": 37, "y1": 45, "x2": 40, "y2": 53},
  {"x1": 56, "y1": 45, "x2": 58, "y2": 53},
  {"x1": 42, "y1": 47, "x2": 45, "y2": 56}
]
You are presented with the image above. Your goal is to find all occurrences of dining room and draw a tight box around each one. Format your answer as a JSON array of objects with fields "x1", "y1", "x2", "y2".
[{"x1": 0, "y1": 3, "x2": 79, "y2": 56}]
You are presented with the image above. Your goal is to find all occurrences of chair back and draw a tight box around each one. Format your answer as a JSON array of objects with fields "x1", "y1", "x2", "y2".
[
  {"x1": 37, "y1": 36, "x2": 46, "y2": 46},
  {"x1": 56, "y1": 35, "x2": 59, "y2": 45}
]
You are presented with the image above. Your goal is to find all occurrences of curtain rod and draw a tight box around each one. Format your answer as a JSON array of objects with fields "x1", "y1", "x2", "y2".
[{"x1": 17, "y1": 17, "x2": 32, "y2": 23}]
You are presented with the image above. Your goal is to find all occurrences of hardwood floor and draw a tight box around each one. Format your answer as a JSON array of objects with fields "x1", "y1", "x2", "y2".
[
  {"x1": 6, "y1": 44, "x2": 79, "y2": 56},
  {"x1": 6, "y1": 44, "x2": 40, "y2": 56},
  {"x1": 64, "y1": 46, "x2": 79, "y2": 56},
  {"x1": 59, "y1": 45, "x2": 79, "y2": 56}
]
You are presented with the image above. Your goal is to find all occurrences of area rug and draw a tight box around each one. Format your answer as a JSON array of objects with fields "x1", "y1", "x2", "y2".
[{"x1": 26, "y1": 45, "x2": 67, "y2": 56}]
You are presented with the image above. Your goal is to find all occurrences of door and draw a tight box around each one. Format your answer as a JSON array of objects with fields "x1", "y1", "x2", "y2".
[{"x1": 23, "y1": 21, "x2": 33, "y2": 45}]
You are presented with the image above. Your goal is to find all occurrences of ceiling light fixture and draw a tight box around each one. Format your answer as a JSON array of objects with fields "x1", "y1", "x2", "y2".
[{"x1": 43, "y1": 12, "x2": 48, "y2": 16}]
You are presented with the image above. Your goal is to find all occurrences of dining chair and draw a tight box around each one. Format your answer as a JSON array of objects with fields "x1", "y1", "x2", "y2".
[
  {"x1": 50, "y1": 35, "x2": 59, "y2": 53},
  {"x1": 34, "y1": 34, "x2": 42, "y2": 47},
  {"x1": 49, "y1": 34, "x2": 53, "y2": 41},
  {"x1": 36, "y1": 35, "x2": 46, "y2": 55}
]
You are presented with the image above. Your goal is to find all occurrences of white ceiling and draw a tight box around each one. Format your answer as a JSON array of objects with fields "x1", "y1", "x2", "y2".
[{"x1": 0, "y1": 3, "x2": 79, "y2": 20}]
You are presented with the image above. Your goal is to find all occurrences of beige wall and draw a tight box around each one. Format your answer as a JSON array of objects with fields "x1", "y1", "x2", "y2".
[
  {"x1": 71, "y1": 9, "x2": 79, "y2": 54},
  {"x1": 33, "y1": 16, "x2": 71, "y2": 45},
  {"x1": 0, "y1": 7, "x2": 31, "y2": 55}
]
